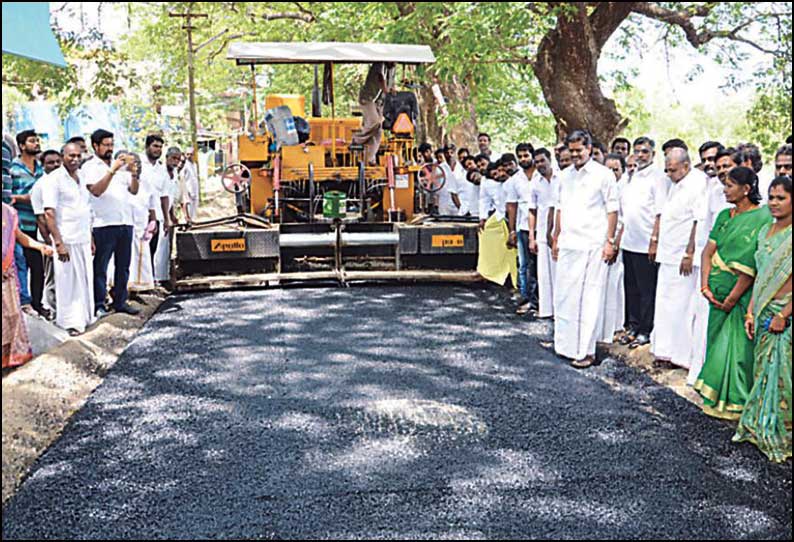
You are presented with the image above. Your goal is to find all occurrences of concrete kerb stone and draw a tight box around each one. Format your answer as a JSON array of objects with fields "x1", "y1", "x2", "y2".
[{"x1": 1, "y1": 293, "x2": 167, "y2": 505}]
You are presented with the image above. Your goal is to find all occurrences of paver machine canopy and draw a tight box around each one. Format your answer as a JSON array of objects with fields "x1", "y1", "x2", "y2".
[{"x1": 175, "y1": 41, "x2": 481, "y2": 290}]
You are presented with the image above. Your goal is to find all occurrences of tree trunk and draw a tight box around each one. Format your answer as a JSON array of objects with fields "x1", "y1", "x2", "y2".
[
  {"x1": 533, "y1": 2, "x2": 635, "y2": 144},
  {"x1": 416, "y1": 77, "x2": 478, "y2": 148},
  {"x1": 444, "y1": 75, "x2": 478, "y2": 147}
]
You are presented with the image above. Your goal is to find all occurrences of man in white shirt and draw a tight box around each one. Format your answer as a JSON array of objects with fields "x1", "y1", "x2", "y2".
[
  {"x1": 43, "y1": 143, "x2": 96, "y2": 335},
  {"x1": 435, "y1": 147, "x2": 459, "y2": 216},
  {"x1": 478, "y1": 133, "x2": 493, "y2": 160},
  {"x1": 551, "y1": 130, "x2": 619, "y2": 368},
  {"x1": 31, "y1": 149, "x2": 62, "y2": 317},
  {"x1": 180, "y1": 148, "x2": 200, "y2": 222},
  {"x1": 599, "y1": 153, "x2": 628, "y2": 344},
  {"x1": 504, "y1": 146, "x2": 537, "y2": 315},
  {"x1": 140, "y1": 135, "x2": 171, "y2": 266},
  {"x1": 457, "y1": 155, "x2": 480, "y2": 217},
  {"x1": 651, "y1": 148, "x2": 707, "y2": 371},
  {"x1": 81, "y1": 129, "x2": 140, "y2": 317},
  {"x1": 528, "y1": 147, "x2": 559, "y2": 319},
  {"x1": 125, "y1": 152, "x2": 157, "y2": 294},
  {"x1": 478, "y1": 162, "x2": 506, "y2": 225},
  {"x1": 154, "y1": 147, "x2": 183, "y2": 283},
  {"x1": 698, "y1": 141, "x2": 730, "y2": 231},
  {"x1": 620, "y1": 136, "x2": 672, "y2": 348}
]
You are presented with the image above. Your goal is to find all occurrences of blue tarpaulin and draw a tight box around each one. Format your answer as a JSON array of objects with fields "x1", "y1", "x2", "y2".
[{"x1": 2, "y1": 2, "x2": 68, "y2": 68}]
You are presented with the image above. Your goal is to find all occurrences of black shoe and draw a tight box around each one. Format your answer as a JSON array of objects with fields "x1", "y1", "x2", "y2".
[
  {"x1": 115, "y1": 303, "x2": 141, "y2": 316},
  {"x1": 629, "y1": 334, "x2": 650, "y2": 349},
  {"x1": 618, "y1": 328, "x2": 638, "y2": 345}
]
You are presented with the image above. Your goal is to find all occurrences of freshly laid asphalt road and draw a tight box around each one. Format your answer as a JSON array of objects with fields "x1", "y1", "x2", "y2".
[{"x1": 2, "y1": 285, "x2": 791, "y2": 540}]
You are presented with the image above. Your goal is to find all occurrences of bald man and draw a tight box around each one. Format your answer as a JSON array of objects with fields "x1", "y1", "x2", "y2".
[
  {"x1": 43, "y1": 143, "x2": 96, "y2": 335},
  {"x1": 651, "y1": 148, "x2": 708, "y2": 373}
]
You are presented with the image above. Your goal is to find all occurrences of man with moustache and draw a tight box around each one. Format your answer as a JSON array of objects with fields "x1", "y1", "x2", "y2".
[
  {"x1": 528, "y1": 147, "x2": 560, "y2": 319},
  {"x1": 619, "y1": 136, "x2": 671, "y2": 348},
  {"x1": 505, "y1": 145, "x2": 538, "y2": 315},
  {"x1": 80, "y1": 129, "x2": 140, "y2": 316},
  {"x1": 552, "y1": 130, "x2": 619, "y2": 368},
  {"x1": 43, "y1": 143, "x2": 96, "y2": 335},
  {"x1": 9, "y1": 130, "x2": 47, "y2": 317}
]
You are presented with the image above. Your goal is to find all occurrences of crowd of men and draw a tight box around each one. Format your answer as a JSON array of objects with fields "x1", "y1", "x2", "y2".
[
  {"x1": 3, "y1": 129, "x2": 200, "y2": 336},
  {"x1": 418, "y1": 130, "x2": 793, "y2": 374}
]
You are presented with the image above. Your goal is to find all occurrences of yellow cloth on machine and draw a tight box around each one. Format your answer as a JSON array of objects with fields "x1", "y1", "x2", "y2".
[{"x1": 477, "y1": 215, "x2": 517, "y2": 287}]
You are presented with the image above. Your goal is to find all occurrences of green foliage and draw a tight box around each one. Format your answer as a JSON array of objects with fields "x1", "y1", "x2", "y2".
[
  {"x1": 2, "y1": 26, "x2": 138, "y2": 118},
  {"x1": 3, "y1": 2, "x2": 790, "y2": 154}
]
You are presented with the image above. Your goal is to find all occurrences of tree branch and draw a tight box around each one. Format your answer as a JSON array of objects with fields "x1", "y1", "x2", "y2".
[
  {"x1": 395, "y1": 2, "x2": 416, "y2": 18},
  {"x1": 632, "y1": 2, "x2": 787, "y2": 57},
  {"x1": 632, "y1": 2, "x2": 714, "y2": 47},
  {"x1": 207, "y1": 32, "x2": 256, "y2": 63},
  {"x1": 260, "y1": 10, "x2": 315, "y2": 24}
]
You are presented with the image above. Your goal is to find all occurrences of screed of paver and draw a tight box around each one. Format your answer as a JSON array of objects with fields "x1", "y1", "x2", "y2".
[{"x1": 2, "y1": 286, "x2": 791, "y2": 540}]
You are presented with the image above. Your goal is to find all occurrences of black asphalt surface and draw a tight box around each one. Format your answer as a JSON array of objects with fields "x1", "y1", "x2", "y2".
[{"x1": 2, "y1": 285, "x2": 791, "y2": 540}]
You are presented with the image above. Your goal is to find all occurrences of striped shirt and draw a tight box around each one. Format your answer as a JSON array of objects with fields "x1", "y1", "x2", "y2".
[{"x1": 10, "y1": 157, "x2": 44, "y2": 232}]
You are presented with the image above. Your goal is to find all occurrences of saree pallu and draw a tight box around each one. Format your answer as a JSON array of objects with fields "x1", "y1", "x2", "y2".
[
  {"x1": 733, "y1": 224, "x2": 792, "y2": 463},
  {"x1": 694, "y1": 207, "x2": 772, "y2": 420},
  {"x1": 2, "y1": 203, "x2": 32, "y2": 368}
]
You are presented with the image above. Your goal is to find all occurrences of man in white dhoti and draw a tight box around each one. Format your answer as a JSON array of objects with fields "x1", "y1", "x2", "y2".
[
  {"x1": 457, "y1": 155, "x2": 480, "y2": 217},
  {"x1": 154, "y1": 147, "x2": 182, "y2": 284},
  {"x1": 651, "y1": 148, "x2": 707, "y2": 369},
  {"x1": 598, "y1": 153, "x2": 629, "y2": 343},
  {"x1": 43, "y1": 143, "x2": 95, "y2": 335},
  {"x1": 125, "y1": 153, "x2": 157, "y2": 294},
  {"x1": 181, "y1": 148, "x2": 200, "y2": 222},
  {"x1": 686, "y1": 162, "x2": 717, "y2": 385},
  {"x1": 551, "y1": 130, "x2": 619, "y2": 369},
  {"x1": 528, "y1": 148, "x2": 559, "y2": 319},
  {"x1": 141, "y1": 135, "x2": 171, "y2": 271}
]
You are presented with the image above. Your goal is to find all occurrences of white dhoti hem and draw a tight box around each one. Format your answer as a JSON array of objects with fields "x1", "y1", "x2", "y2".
[
  {"x1": 53, "y1": 242, "x2": 95, "y2": 333},
  {"x1": 129, "y1": 234, "x2": 155, "y2": 292},
  {"x1": 537, "y1": 240, "x2": 555, "y2": 318},
  {"x1": 554, "y1": 247, "x2": 609, "y2": 360},
  {"x1": 153, "y1": 227, "x2": 171, "y2": 282},
  {"x1": 43, "y1": 255, "x2": 57, "y2": 313},
  {"x1": 686, "y1": 293, "x2": 709, "y2": 385},
  {"x1": 651, "y1": 263, "x2": 699, "y2": 368},
  {"x1": 189, "y1": 196, "x2": 199, "y2": 222},
  {"x1": 598, "y1": 257, "x2": 625, "y2": 343}
]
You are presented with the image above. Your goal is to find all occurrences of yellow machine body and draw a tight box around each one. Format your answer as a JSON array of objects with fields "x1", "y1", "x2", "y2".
[{"x1": 240, "y1": 101, "x2": 420, "y2": 221}]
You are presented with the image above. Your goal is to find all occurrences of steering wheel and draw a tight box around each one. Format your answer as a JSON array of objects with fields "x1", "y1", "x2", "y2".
[
  {"x1": 418, "y1": 164, "x2": 446, "y2": 194},
  {"x1": 221, "y1": 163, "x2": 252, "y2": 194}
]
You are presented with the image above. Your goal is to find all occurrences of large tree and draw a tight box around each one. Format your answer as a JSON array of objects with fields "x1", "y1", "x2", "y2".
[{"x1": 529, "y1": 2, "x2": 791, "y2": 143}]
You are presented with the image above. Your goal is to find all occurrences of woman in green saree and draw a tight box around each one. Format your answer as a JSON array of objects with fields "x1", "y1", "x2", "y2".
[
  {"x1": 695, "y1": 167, "x2": 772, "y2": 420},
  {"x1": 734, "y1": 176, "x2": 792, "y2": 463}
]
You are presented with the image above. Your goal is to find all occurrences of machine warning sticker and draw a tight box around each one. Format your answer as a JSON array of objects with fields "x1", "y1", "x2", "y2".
[
  {"x1": 395, "y1": 174, "x2": 410, "y2": 189},
  {"x1": 431, "y1": 235, "x2": 465, "y2": 248},
  {"x1": 211, "y1": 238, "x2": 247, "y2": 252}
]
